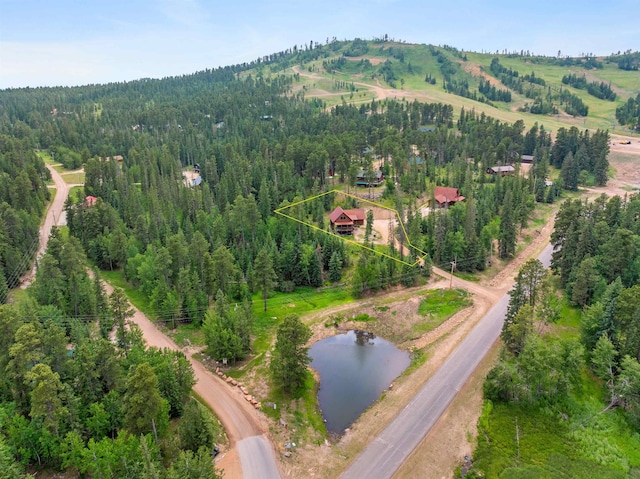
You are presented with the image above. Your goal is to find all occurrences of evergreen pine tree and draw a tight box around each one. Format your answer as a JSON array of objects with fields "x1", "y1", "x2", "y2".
[
  {"x1": 328, "y1": 251, "x2": 343, "y2": 282},
  {"x1": 499, "y1": 189, "x2": 516, "y2": 258},
  {"x1": 561, "y1": 151, "x2": 579, "y2": 190},
  {"x1": 0, "y1": 266, "x2": 7, "y2": 304}
]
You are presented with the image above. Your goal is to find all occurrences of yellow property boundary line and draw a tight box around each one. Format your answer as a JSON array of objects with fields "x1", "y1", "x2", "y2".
[{"x1": 274, "y1": 189, "x2": 430, "y2": 267}]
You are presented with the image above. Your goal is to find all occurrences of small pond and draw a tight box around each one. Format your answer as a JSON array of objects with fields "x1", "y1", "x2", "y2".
[{"x1": 309, "y1": 330, "x2": 411, "y2": 434}]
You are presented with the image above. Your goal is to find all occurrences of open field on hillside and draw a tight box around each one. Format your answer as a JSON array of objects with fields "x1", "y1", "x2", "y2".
[{"x1": 277, "y1": 42, "x2": 640, "y2": 135}]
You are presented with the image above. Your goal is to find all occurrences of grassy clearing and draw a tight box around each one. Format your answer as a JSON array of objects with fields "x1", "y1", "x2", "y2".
[
  {"x1": 36, "y1": 150, "x2": 56, "y2": 165},
  {"x1": 166, "y1": 323, "x2": 206, "y2": 348},
  {"x1": 68, "y1": 186, "x2": 84, "y2": 200},
  {"x1": 252, "y1": 286, "x2": 356, "y2": 328},
  {"x1": 413, "y1": 288, "x2": 471, "y2": 335},
  {"x1": 61, "y1": 172, "x2": 85, "y2": 184},
  {"x1": 262, "y1": 370, "x2": 327, "y2": 444},
  {"x1": 472, "y1": 398, "x2": 639, "y2": 479},
  {"x1": 454, "y1": 271, "x2": 480, "y2": 282},
  {"x1": 548, "y1": 297, "x2": 582, "y2": 339},
  {"x1": 98, "y1": 269, "x2": 154, "y2": 317},
  {"x1": 7, "y1": 287, "x2": 31, "y2": 304}
]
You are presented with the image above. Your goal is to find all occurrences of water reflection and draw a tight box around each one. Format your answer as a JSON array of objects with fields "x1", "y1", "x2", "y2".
[{"x1": 309, "y1": 330, "x2": 410, "y2": 434}]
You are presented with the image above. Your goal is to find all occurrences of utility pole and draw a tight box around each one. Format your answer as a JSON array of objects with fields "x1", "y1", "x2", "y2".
[{"x1": 449, "y1": 258, "x2": 456, "y2": 289}]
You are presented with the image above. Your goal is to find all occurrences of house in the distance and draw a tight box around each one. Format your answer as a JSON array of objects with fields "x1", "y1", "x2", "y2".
[
  {"x1": 409, "y1": 156, "x2": 424, "y2": 171},
  {"x1": 487, "y1": 165, "x2": 515, "y2": 176},
  {"x1": 433, "y1": 186, "x2": 465, "y2": 208},
  {"x1": 85, "y1": 196, "x2": 98, "y2": 207},
  {"x1": 329, "y1": 207, "x2": 366, "y2": 235},
  {"x1": 355, "y1": 169, "x2": 384, "y2": 187},
  {"x1": 520, "y1": 154, "x2": 534, "y2": 164}
]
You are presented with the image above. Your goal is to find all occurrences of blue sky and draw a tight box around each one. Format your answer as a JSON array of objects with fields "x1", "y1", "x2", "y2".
[{"x1": 1, "y1": 0, "x2": 638, "y2": 88}]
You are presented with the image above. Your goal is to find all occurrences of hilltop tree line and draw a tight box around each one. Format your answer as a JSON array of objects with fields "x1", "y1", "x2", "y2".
[
  {"x1": 488, "y1": 58, "x2": 590, "y2": 117},
  {"x1": 607, "y1": 50, "x2": 640, "y2": 71}
]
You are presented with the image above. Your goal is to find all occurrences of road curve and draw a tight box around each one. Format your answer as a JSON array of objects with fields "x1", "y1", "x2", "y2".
[
  {"x1": 40, "y1": 164, "x2": 282, "y2": 479},
  {"x1": 340, "y1": 245, "x2": 553, "y2": 479},
  {"x1": 107, "y1": 281, "x2": 282, "y2": 479}
]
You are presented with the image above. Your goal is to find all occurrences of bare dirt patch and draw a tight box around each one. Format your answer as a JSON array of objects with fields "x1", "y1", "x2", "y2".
[
  {"x1": 610, "y1": 134, "x2": 640, "y2": 157},
  {"x1": 345, "y1": 56, "x2": 386, "y2": 66},
  {"x1": 462, "y1": 62, "x2": 501, "y2": 87},
  {"x1": 182, "y1": 168, "x2": 200, "y2": 186}
]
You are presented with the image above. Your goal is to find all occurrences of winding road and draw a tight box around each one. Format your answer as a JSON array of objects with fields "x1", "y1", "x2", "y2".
[
  {"x1": 34, "y1": 165, "x2": 282, "y2": 479},
  {"x1": 340, "y1": 246, "x2": 554, "y2": 479}
]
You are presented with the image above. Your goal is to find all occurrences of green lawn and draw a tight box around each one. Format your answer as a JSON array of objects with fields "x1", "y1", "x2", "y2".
[
  {"x1": 549, "y1": 297, "x2": 583, "y2": 340},
  {"x1": 36, "y1": 150, "x2": 56, "y2": 165},
  {"x1": 68, "y1": 186, "x2": 84, "y2": 201},
  {"x1": 61, "y1": 172, "x2": 85, "y2": 184},
  {"x1": 252, "y1": 285, "x2": 356, "y2": 327},
  {"x1": 413, "y1": 288, "x2": 471, "y2": 335}
]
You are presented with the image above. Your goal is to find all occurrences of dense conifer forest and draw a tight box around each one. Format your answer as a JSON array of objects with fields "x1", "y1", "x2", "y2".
[{"x1": 0, "y1": 38, "x2": 633, "y2": 477}]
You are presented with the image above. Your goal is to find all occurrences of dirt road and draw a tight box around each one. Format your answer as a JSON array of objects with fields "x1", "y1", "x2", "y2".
[
  {"x1": 20, "y1": 164, "x2": 81, "y2": 288},
  {"x1": 101, "y1": 280, "x2": 281, "y2": 478},
  {"x1": 38, "y1": 164, "x2": 282, "y2": 479}
]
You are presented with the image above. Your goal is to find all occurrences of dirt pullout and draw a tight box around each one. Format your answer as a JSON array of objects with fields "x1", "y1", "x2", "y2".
[{"x1": 462, "y1": 61, "x2": 501, "y2": 87}]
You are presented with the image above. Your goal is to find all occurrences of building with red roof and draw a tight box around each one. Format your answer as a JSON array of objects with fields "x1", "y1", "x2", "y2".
[
  {"x1": 329, "y1": 207, "x2": 366, "y2": 235},
  {"x1": 433, "y1": 186, "x2": 465, "y2": 208}
]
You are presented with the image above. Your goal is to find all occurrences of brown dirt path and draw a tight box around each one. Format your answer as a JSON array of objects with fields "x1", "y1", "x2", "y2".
[
  {"x1": 100, "y1": 280, "x2": 281, "y2": 479},
  {"x1": 20, "y1": 164, "x2": 80, "y2": 288},
  {"x1": 30, "y1": 163, "x2": 283, "y2": 479}
]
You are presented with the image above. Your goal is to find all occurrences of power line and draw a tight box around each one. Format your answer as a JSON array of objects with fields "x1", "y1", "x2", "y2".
[{"x1": 4, "y1": 235, "x2": 42, "y2": 288}]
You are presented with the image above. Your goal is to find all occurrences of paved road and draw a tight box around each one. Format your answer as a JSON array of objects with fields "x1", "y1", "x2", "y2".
[
  {"x1": 238, "y1": 436, "x2": 283, "y2": 479},
  {"x1": 340, "y1": 244, "x2": 553, "y2": 479}
]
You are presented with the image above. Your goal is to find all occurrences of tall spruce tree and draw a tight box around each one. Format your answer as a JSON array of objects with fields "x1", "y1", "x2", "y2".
[
  {"x1": 253, "y1": 248, "x2": 277, "y2": 311},
  {"x1": 270, "y1": 314, "x2": 312, "y2": 395},
  {"x1": 499, "y1": 189, "x2": 516, "y2": 258}
]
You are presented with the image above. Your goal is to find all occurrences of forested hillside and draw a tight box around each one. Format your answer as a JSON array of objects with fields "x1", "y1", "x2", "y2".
[{"x1": 0, "y1": 38, "x2": 627, "y2": 476}]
